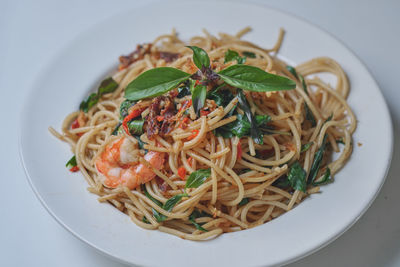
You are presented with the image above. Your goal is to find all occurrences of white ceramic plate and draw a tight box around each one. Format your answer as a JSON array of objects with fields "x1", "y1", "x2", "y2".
[{"x1": 20, "y1": 1, "x2": 393, "y2": 266}]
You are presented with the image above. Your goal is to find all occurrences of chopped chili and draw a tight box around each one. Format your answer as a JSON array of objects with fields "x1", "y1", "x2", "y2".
[
  {"x1": 200, "y1": 110, "x2": 210, "y2": 117},
  {"x1": 69, "y1": 166, "x2": 79, "y2": 172},
  {"x1": 71, "y1": 118, "x2": 80, "y2": 129},
  {"x1": 178, "y1": 167, "x2": 186, "y2": 180},
  {"x1": 186, "y1": 129, "x2": 199, "y2": 141}
]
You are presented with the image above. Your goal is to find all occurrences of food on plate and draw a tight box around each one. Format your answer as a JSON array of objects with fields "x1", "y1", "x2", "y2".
[{"x1": 50, "y1": 27, "x2": 356, "y2": 240}]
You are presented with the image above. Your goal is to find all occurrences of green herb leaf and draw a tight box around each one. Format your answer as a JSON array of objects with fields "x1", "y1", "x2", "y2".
[
  {"x1": 207, "y1": 88, "x2": 234, "y2": 107},
  {"x1": 142, "y1": 216, "x2": 150, "y2": 224},
  {"x1": 189, "y1": 211, "x2": 208, "y2": 232},
  {"x1": 301, "y1": 142, "x2": 313, "y2": 153},
  {"x1": 163, "y1": 193, "x2": 188, "y2": 212},
  {"x1": 214, "y1": 113, "x2": 270, "y2": 139},
  {"x1": 66, "y1": 155, "x2": 77, "y2": 168},
  {"x1": 111, "y1": 122, "x2": 122, "y2": 136},
  {"x1": 191, "y1": 81, "x2": 207, "y2": 116},
  {"x1": 272, "y1": 175, "x2": 290, "y2": 189},
  {"x1": 312, "y1": 167, "x2": 332, "y2": 186},
  {"x1": 238, "y1": 198, "x2": 249, "y2": 206},
  {"x1": 186, "y1": 46, "x2": 210, "y2": 69},
  {"x1": 243, "y1": 51, "x2": 256, "y2": 58},
  {"x1": 134, "y1": 135, "x2": 146, "y2": 150},
  {"x1": 119, "y1": 99, "x2": 137, "y2": 119},
  {"x1": 336, "y1": 138, "x2": 345, "y2": 145},
  {"x1": 299, "y1": 74, "x2": 317, "y2": 127},
  {"x1": 286, "y1": 65, "x2": 299, "y2": 79},
  {"x1": 186, "y1": 168, "x2": 211, "y2": 188},
  {"x1": 218, "y1": 65, "x2": 296, "y2": 92},
  {"x1": 287, "y1": 161, "x2": 307, "y2": 192},
  {"x1": 98, "y1": 77, "x2": 118, "y2": 95},
  {"x1": 152, "y1": 208, "x2": 167, "y2": 222},
  {"x1": 80, "y1": 93, "x2": 99, "y2": 113},
  {"x1": 125, "y1": 67, "x2": 190, "y2": 101},
  {"x1": 308, "y1": 134, "x2": 328, "y2": 184},
  {"x1": 127, "y1": 119, "x2": 144, "y2": 135},
  {"x1": 224, "y1": 49, "x2": 246, "y2": 64},
  {"x1": 237, "y1": 90, "x2": 263, "y2": 144},
  {"x1": 142, "y1": 185, "x2": 167, "y2": 222},
  {"x1": 177, "y1": 83, "x2": 191, "y2": 98}
]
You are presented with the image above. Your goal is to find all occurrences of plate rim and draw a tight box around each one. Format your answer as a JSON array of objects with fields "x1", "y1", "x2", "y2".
[{"x1": 19, "y1": 0, "x2": 394, "y2": 266}]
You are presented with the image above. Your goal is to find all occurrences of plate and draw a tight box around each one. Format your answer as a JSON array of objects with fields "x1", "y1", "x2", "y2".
[{"x1": 19, "y1": 1, "x2": 393, "y2": 266}]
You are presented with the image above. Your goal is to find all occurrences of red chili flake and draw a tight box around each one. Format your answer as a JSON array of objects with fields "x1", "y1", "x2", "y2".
[
  {"x1": 69, "y1": 166, "x2": 79, "y2": 172},
  {"x1": 71, "y1": 118, "x2": 80, "y2": 129},
  {"x1": 177, "y1": 167, "x2": 186, "y2": 180},
  {"x1": 186, "y1": 129, "x2": 199, "y2": 141},
  {"x1": 200, "y1": 110, "x2": 210, "y2": 117},
  {"x1": 156, "y1": 116, "x2": 165, "y2": 122},
  {"x1": 179, "y1": 117, "x2": 189, "y2": 129}
]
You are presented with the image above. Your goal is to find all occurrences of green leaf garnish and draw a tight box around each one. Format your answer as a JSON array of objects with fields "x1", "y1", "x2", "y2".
[
  {"x1": 218, "y1": 65, "x2": 296, "y2": 92},
  {"x1": 125, "y1": 67, "x2": 190, "y2": 101},
  {"x1": 66, "y1": 155, "x2": 77, "y2": 169},
  {"x1": 237, "y1": 90, "x2": 264, "y2": 144},
  {"x1": 127, "y1": 119, "x2": 144, "y2": 135},
  {"x1": 163, "y1": 193, "x2": 188, "y2": 212},
  {"x1": 190, "y1": 80, "x2": 207, "y2": 116},
  {"x1": 238, "y1": 198, "x2": 250, "y2": 206},
  {"x1": 242, "y1": 51, "x2": 256, "y2": 58},
  {"x1": 224, "y1": 50, "x2": 246, "y2": 64},
  {"x1": 312, "y1": 167, "x2": 332, "y2": 186},
  {"x1": 111, "y1": 122, "x2": 122, "y2": 136},
  {"x1": 287, "y1": 161, "x2": 307, "y2": 192},
  {"x1": 80, "y1": 77, "x2": 118, "y2": 113},
  {"x1": 186, "y1": 46, "x2": 210, "y2": 69},
  {"x1": 308, "y1": 134, "x2": 328, "y2": 184},
  {"x1": 97, "y1": 77, "x2": 118, "y2": 95},
  {"x1": 119, "y1": 99, "x2": 137, "y2": 119},
  {"x1": 301, "y1": 142, "x2": 313, "y2": 153},
  {"x1": 186, "y1": 168, "x2": 211, "y2": 188},
  {"x1": 189, "y1": 210, "x2": 208, "y2": 232}
]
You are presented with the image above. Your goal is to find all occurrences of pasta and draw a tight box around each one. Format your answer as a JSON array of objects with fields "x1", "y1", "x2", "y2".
[{"x1": 49, "y1": 27, "x2": 356, "y2": 240}]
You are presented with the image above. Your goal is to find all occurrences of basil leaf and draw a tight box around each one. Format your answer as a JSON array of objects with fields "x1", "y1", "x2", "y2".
[
  {"x1": 66, "y1": 155, "x2": 77, "y2": 168},
  {"x1": 189, "y1": 211, "x2": 208, "y2": 232},
  {"x1": 238, "y1": 198, "x2": 249, "y2": 206},
  {"x1": 237, "y1": 90, "x2": 263, "y2": 144},
  {"x1": 308, "y1": 134, "x2": 328, "y2": 184},
  {"x1": 272, "y1": 175, "x2": 290, "y2": 189},
  {"x1": 134, "y1": 135, "x2": 147, "y2": 150},
  {"x1": 207, "y1": 88, "x2": 234, "y2": 107},
  {"x1": 299, "y1": 74, "x2": 317, "y2": 127},
  {"x1": 125, "y1": 67, "x2": 190, "y2": 101},
  {"x1": 177, "y1": 83, "x2": 191, "y2": 98},
  {"x1": 163, "y1": 193, "x2": 188, "y2": 212},
  {"x1": 119, "y1": 99, "x2": 136, "y2": 119},
  {"x1": 80, "y1": 93, "x2": 99, "y2": 113},
  {"x1": 312, "y1": 167, "x2": 332, "y2": 186},
  {"x1": 186, "y1": 168, "x2": 211, "y2": 188},
  {"x1": 186, "y1": 46, "x2": 210, "y2": 69},
  {"x1": 98, "y1": 77, "x2": 118, "y2": 95},
  {"x1": 224, "y1": 50, "x2": 239, "y2": 63},
  {"x1": 191, "y1": 82, "x2": 207, "y2": 116},
  {"x1": 111, "y1": 122, "x2": 122, "y2": 136},
  {"x1": 127, "y1": 119, "x2": 144, "y2": 135},
  {"x1": 286, "y1": 65, "x2": 299, "y2": 79},
  {"x1": 224, "y1": 50, "x2": 246, "y2": 64},
  {"x1": 301, "y1": 142, "x2": 313, "y2": 153},
  {"x1": 142, "y1": 216, "x2": 150, "y2": 224},
  {"x1": 218, "y1": 65, "x2": 296, "y2": 92},
  {"x1": 243, "y1": 51, "x2": 256, "y2": 58},
  {"x1": 287, "y1": 161, "x2": 307, "y2": 192},
  {"x1": 214, "y1": 113, "x2": 270, "y2": 140},
  {"x1": 152, "y1": 208, "x2": 167, "y2": 222},
  {"x1": 336, "y1": 138, "x2": 345, "y2": 145}
]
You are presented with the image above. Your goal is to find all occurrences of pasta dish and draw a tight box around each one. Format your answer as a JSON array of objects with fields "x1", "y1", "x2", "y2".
[{"x1": 49, "y1": 27, "x2": 356, "y2": 240}]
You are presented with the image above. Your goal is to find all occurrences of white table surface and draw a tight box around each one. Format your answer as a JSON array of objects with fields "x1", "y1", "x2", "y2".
[{"x1": 2, "y1": 0, "x2": 400, "y2": 266}]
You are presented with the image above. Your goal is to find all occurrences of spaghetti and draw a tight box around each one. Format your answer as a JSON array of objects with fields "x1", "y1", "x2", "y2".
[{"x1": 50, "y1": 27, "x2": 356, "y2": 240}]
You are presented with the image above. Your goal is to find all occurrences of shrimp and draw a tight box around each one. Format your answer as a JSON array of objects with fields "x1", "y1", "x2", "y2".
[{"x1": 95, "y1": 136, "x2": 165, "y2": 189}]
